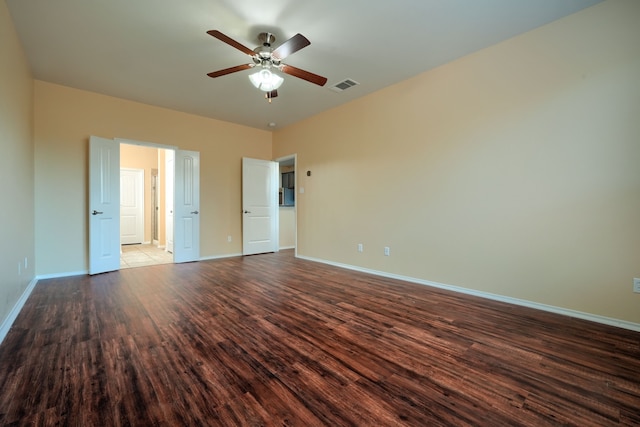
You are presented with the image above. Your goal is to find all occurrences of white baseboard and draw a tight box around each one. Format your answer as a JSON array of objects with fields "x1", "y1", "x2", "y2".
[
  {"x1": 297, "y1": 255, "x2": 640, "y2": 333},
  {"x1": 279, "y1": 246, "x2": 295, "y2": 250},
  {"x1": 199, "y1": 253, "x2": 243, "y2": 261},
  {"x1": 0, "y1": 277, "x2": 38, "y2": 345},
  {"x1": 36, "y1": 270, "x2": 88, "y2": 280}
]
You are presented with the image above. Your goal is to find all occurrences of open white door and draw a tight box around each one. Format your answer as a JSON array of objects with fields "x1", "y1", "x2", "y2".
[
  {"x1": 89, "y1": 136, "x2": 121, "y2": 274},
  {"x1": 120, "y1": 168, "x2": 144, "y2": 245},
  {"x1": 242, "y1": 157, "x2": 278, "y2": 255},
  {"x1": 174, "y1": 150, "x2": 200, "y2": 263},
  {"x1": 165, "y1": 150, "x2": 175, "y2": 253}
]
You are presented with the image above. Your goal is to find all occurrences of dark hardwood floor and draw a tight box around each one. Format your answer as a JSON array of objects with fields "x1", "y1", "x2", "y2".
[{"x1": 0, "y1": 250, "x2": 638, "y2": 426}]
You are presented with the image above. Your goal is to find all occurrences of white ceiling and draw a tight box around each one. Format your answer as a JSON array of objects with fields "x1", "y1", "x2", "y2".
[{"x1": 6, "y1": 0, "x2": 601, "y2": 130}]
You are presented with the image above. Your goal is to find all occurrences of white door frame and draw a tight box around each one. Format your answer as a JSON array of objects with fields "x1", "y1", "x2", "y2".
[{"x1": 117, "y1": 140, "x2": 201, "y2": 264}]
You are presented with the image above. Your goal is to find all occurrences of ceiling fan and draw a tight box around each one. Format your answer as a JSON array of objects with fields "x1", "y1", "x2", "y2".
[{"x1": 206, "y1": 30, "x2": 328, "y2": 101}]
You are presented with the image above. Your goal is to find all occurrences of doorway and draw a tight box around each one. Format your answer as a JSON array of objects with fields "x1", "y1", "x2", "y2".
[
  {"x1": 276, "y1": 154, "x2": 297, "y2": 254},
  {"x1": 120, "y1": 143, "x2": 171, "y2": 269},
  {"x1": 117, "y1": 144, "x2": 200, "y2": 268},
  {"x1": 89, "y1": 136, "x2": 200, "y2": 273}
]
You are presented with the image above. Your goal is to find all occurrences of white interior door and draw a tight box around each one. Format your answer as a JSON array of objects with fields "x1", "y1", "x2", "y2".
[
  {"x1": 120, "y1": 168, "x2": 144, "y2": 245},
  {"x1": 165, "y1": 150, "x2": 175, "y2": 253},
  {"x1": 89, "y1": 136, "x2": 120, "y2": 274},
  {"x1": 242, "y1": 157, "x2": 278, "y2": 255},
  {"x1": 174, "y1": 150, "x2": 200, "y2": 263}
]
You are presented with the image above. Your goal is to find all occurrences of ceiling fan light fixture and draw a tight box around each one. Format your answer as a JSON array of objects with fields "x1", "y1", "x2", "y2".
[{"x1": 249, "y1": 68, "x2": 284, "y2": 92}]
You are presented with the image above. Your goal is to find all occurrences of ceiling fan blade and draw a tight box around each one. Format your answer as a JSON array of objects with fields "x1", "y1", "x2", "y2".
[
  {"x1": 280, "y1": 65, "x2": 328, "y2": 86},
  {"x1": 207, "y1": 64, "x2": 253, "y2": 78},
  {"x1": 207, "y1": 30, "x2": 255, "y2": 56},
  {"x1": 271, "y1": 33, "x2": 310, "y2": 61}
]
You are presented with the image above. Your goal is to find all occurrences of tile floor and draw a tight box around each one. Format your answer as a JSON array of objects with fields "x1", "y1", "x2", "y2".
[{"x1": 120, "y1": 244, "x2": 173, "y2": 269}]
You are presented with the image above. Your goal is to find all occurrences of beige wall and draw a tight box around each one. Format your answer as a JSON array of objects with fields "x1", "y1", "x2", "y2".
[
  {"x1": 0, "y1": 2, "x2": 35, "y2": 326},
  {"x1": 279, "y1": 207, "x2": 296, "y2": 249},
  {"x1": 273, "y1": 0, "x2": 640, "y2": 323},
  {"x1": 34, "y1": 81, "x2": 272, "y2": 275},
  {"x1": 120, "y1": 144, "x2": 160, "y2": 244}
]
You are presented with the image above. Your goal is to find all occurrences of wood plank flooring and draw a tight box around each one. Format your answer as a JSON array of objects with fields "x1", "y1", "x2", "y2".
[{"x1": 0, "y1": 250, "x2": 638, "y2": 426}]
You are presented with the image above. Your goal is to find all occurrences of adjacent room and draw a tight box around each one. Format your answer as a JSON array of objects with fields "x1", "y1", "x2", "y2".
[{"x1": 1, "y1": 0, "x2": 639, "y2": 425}]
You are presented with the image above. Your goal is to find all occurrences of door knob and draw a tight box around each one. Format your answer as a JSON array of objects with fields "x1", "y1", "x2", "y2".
[
  {"x1": 243, "y1": 210, "x2": 251, "y2": 214},
  {"x1": 191, "y1": 210, "x2": 199, "y2": 214},
  {"x1": 91, "y1": 210, "x2": 103, "y2": 215}
]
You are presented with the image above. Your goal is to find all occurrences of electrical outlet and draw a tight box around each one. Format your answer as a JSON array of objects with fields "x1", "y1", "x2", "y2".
[
  {"x1": 357, "y1": 243, "x2": 363, "y2": 253},
  {"x1": 634, "y1": 278, "x2": 640, "y2": 293},
  {"x1": 384, "y1": 246, "x2": 390, "y2": 256},
  {"x1": 227, "y1": 235, "x2": 232, "y2": 243}
]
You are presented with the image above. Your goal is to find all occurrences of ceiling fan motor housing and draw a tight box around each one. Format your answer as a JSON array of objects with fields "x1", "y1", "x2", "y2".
[
  {"x1": 258, "y1": 32, "x2": 276, "y2": 46},
  {"x1": 253, "y1": 33, "x2": 280, "y2": 67}
]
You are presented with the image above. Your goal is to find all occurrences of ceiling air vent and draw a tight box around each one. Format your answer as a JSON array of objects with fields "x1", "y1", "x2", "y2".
[{"x1": 330, "y1": 78, "x2": 360, "y2": 93}]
